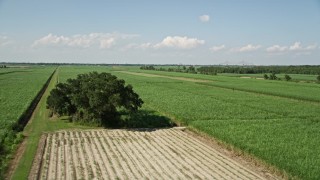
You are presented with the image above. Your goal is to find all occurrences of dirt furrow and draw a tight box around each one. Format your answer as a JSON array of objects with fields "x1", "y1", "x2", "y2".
[
  {"x1": 71, "y1": 131, "x2": 86, "y2": 179},
  {"x1": 151, "y1": 129, "x2": 217, "y2": 179},
  {"x1": 161, "y1": 129, "x2": 235, "y2": 178},
  {"x1": 165, "y1": 129, "x2": 251, "y2": 178},
  {"x1": 175, "y1": 129, "x2": 263, "y2": 179},
  {"x1": 129, "y1": 130, "x2": 178, "y2": 179},
  {"x1": 85, "y1": 130, "x2": 108, "y2": 179},
  {"x1": 101, "y1": 130, "x2": 126, "y2": 179},
  {"x1": 145, "y1": 129, "x2": 205, "y2": 179},
  {"x1": 140, "y1": 130, "x2": 196, "y2": 179},
  {"x1": 110, "y1": 130, "x2": 146, "y2": 179},
  {"x1": 94, "y1": 130, "x2": 118, "y2": 179},
  {"x1": 79, "y1": 131, "x2": 99, "y2": 178},
  {"x1": 63, "y1": 131, "x2": 74, "y2": 180},
  {"x1": 82, "y1": 131, "x2": 103, "y2": 179},
  {"x1": 56, "y1": 132, "x2": 65, "y2": 179},
  {"x1": 68, "y1": 131, "x2": 80, "y2": 179},
  {"x1": 123, "y1": 130, "x2": 166, "y2": 179},
  {"x1": 55, "y1": 133, "x2": 61, "y2": 179},
  {"x1": 129, "y1": 130, "x2": 192, "y2": 179},
  {"x1": 166, "y1": 129, "x2": 264, "y2": 179},
  {"x1": 72, "y1": 131, "x2": 89, "y2": 179},
  {"x1": 110, "y1": 130, "x2": 153, "y2": 178},
  {"x1": 33, "y1": 129, "x2": 272, "y2": 180},
  {"x1": 118, "y1": 130, "x2": 156, "y2": 178},
  {"x1": 107, "y1": 130, "x2": 138, "y2": 179},
  {"x1": 153, "y1": 129, "x2": 223, "y2": 179},
  {"x1": 39, "y1": 134, "x2": 51, "y2": 180},
  {"x1": 47, "y1": 133, "x2": 57, "y2": 180},
  {"x1": 127, "y1": 130, "x2": 174, "y2": 179}
]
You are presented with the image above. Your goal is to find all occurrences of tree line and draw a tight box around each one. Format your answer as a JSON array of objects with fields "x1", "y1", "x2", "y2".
[
  {"x1": 141, "y1": 65, "x2": 320, "y2": 75},
  {"x1": 140, "y1": 65, "x2": 320, "y2": 82},
  {"x1": 140, "y1": 65, "x2": 197, "y2": 73},
  {"x1": 197, "y1": 65, "x2": 320, "y2": 75}
]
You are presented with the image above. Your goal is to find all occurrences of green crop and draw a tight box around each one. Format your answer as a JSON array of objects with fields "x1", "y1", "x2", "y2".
[{"x1": 0, "y1": 66, "x2": 56, "y2": 175}]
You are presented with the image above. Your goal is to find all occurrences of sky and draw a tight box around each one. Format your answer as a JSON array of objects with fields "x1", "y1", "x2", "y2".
[{"x1": 0, "y1": 0, "x2": 320, "y2": 65}]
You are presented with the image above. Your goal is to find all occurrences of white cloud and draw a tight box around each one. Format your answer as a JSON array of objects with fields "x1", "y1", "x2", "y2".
[
  {"x1": 199, "y1": 15, "x2": 210, "y2": 22},
  {"x1": 139, "y1": 43, "x2": 153, "y2": 49},
  {"x1": 305, "y1": 44, "x2": 317, "y2": 50},
  {"x1": 232, "y1": 44, "x2": 261, "y2": 52},
  {"x1": 33, "y1": 33, "x2": 69, "y2": 47},
  {"x1": 289, "y1": 42, "x2": 318, "y2": 51},
  {"x1": 266, "y1": 45, "x2": 288, "y2": 53},
  {"x1": 32, "y1": 32, "x2": 138, "y2": 49},
  {"x1": 154, "y1": 36, "x2": 205, "y2": 49},
  {"x1": 266, "y1": 42, "x2": 318, "y2": 53},
  {"x1": 289, "y1": 42, "x2": 302, "y2": 51},
  {"x1": 123, "y1": 43, "x2": 153, "y2": 50},
  {"x1": 99, "y1": 38, "x2": 115, "y2": 49},
  {"x1": 0, "y1": 36, "x2": 13, "y2": 47},
  {"x1": 210, "y1": 45, "x2": 225, "y2": 52},
  {"x1": 123, "y1": 36, "x2": 205, "y2": 51}
]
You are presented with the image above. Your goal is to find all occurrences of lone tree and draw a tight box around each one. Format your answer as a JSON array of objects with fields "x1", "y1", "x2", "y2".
[
  {"x1": 263, "y1": 74, "x2": 269, "y2": 80},
  {"x1": 187, "y1": 66, "x2": 196, "y2": 73},
  {"x1": 269, "y1": 72, "x2": 277, "y2": 80},
  {"x1": 47, "y1": 72, "x2": 143, "y2": 126},
  {"x1": 284, "y1": 74, "x2": 292, "y2": 81}
]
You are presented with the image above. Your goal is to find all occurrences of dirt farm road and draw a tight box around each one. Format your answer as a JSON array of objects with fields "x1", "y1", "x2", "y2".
[{"x1": 29, "y1": 128, "x2": 279, "y2": 180}]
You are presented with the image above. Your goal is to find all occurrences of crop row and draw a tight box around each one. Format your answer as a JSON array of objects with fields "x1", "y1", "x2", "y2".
[
  {"x1": 0, "y1": 66, "x2": 56, "y2": 174},
  {"x1": 129, "y1": 69, "x2": 320, "y2": 102},
  {"x1": 0, "y1": 67, "x2": 56, "y2": 130},
  {"x1": 34, "y1": 129, "x2": 264, "y2": 179},
  {"x1": 113, "y1": 71, "x2": 320, "y2": 122}
]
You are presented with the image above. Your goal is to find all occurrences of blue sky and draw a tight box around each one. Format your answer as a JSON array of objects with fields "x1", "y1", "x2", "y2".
[{"x1": 0, "y1": 0, "x2": 319, "y2": 65}]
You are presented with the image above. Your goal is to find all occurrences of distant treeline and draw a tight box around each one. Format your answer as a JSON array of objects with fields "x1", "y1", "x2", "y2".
[
  {"x1": 0, "y1": 62, "x2": 112, "y2": 66},
  {"x1": 0, "y1": 62, "x2": 180, "y2": 66},
  {"x1": 141, "y1": 65, "x2": 320, "y2": 75},
  {"x1": 140, "y1": 65, "x2": 197, "y2": 73},
  {"x1": 197, "y1": 66, "x2": 320, "y2": 75},
  {"x1": 0, "y1": 62, "x2": 148, "y2": 66}
]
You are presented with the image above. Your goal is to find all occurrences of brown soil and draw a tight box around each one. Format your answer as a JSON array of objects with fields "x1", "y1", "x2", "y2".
[{"x1": 30, "y1": 128, "x2": 283, "y2": 179}]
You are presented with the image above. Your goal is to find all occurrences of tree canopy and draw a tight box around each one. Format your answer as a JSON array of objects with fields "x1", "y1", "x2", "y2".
[
  {"x1": 284, "y1": 74, "x2": 292, "y2": 81},
  {"x1": 47, "y1": 72, "x2": 143, "y2": 126}
]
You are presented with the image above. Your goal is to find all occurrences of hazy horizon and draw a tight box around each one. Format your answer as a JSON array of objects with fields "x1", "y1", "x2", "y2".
[{"x1": 0, "y1": 1, "x2": 319, "y2": 65}]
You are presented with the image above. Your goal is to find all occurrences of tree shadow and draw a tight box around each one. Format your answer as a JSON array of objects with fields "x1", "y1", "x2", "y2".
[
  {"x1": 120, "y1": 110, "x2": 176, "y2": 129},
  {"x1": 54, "y1": 110, "x2": 176, "y2": 129}
]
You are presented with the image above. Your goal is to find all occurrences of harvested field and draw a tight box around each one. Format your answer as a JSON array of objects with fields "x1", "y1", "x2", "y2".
[{"x1": 30, "y1": 128, "x2": 268, "y2": 180}]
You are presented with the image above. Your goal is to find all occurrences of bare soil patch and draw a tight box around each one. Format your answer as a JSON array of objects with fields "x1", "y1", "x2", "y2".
[{"x1": 30, "y1": 128, "x2": 279, "y2": 179}]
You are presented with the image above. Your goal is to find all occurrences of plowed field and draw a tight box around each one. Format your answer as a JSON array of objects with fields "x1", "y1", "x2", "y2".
[{"x1": 30, "y1": 128, "x2": 267, "y2": 179}]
